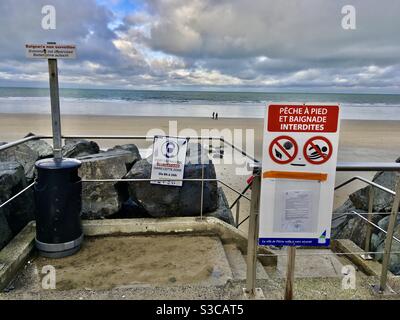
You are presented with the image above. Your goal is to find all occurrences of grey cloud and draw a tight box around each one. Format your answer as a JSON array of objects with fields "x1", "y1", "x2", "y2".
[
  {"x1": 145, "y1": 0, "x2": 400, "y2": 64},
  {"x1": 1, "y1": 0, "x2": 400, "y2": 91}
]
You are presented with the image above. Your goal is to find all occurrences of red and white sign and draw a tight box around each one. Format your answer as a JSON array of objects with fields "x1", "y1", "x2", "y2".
[
  {"x1": 25, "y1": 44, "x2": 76, "y2": 59},
  {"x1": 303, "y1": 136, "x2": 333, "y2": 165},
  {"x1": 269, "y1": 136, "x2": 298, "y2": 165},
  {"x1": 259, "y1": 103, "x2": 341, "y2": 248},
  {"x1": 267, "y1": 104, "x2": 339, "y2": 133}
]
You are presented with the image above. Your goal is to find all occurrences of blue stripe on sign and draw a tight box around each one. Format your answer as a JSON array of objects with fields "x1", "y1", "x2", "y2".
[{"x1": 259, "y1": 238, "x2": 330, "y2": 247}]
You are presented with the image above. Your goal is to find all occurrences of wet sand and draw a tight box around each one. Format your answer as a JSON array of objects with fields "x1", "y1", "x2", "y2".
[{"x1": 0, "y1": 113, "x2": 399, "y2": 232}]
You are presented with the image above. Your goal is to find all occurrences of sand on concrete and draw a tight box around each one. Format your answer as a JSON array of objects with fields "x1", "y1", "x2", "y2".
[
  {"x1": 1, "y1": 113, "x2": 399, "y2": 233},
  {"x1": 26, "y1": 235, "x2": 232, "y2": 291}
]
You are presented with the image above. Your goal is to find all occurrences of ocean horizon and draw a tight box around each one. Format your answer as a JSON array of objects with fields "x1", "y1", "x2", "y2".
[{"x1": 0, "y1": 87, "x2": 400, "y2": 120}]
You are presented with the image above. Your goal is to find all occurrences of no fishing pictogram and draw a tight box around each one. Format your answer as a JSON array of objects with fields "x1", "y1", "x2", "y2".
[{"x1": 269, "y1": 136, "x2": 298, "y2": 164}]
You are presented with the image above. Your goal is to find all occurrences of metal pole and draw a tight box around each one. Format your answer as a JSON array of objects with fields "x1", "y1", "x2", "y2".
[
  {"x1": 285, "y1": 247, "x2": 296, "y2": 300},
  {"x1": 362, "y1": 186, "x2": 374, "y2": 260},
  {"x1": 48, "y1": 56, "x2": 62, "y2": 160},
  {"x1": 245, "y1": 171, "x2": 261, "y2": 295},
  {"x1": 200, "y1": 164, "x2": 204, "y2": 220},
  {"x1": 379, "y1": 176, "x2": 400, "y2": 292},
  {"x1": 236, "y1": 200, "x2": 240, "y2": 228}
]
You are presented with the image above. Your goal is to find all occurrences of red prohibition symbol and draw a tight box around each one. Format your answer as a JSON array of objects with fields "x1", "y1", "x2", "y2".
[
  {"x1": 303, "y1": 136, "x2": 333, "y2": 165},
  {"x1": 269, "y1": 135, "x2": 298, "y2": 164}
]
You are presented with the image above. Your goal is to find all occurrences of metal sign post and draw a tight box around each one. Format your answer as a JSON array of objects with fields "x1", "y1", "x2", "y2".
[
  {"x1": 25, "y1": 42, "x2": 76, "y2": 160},
  {"x1": 284, "y1": 246, "x2": 296, "y2": 300},
  {"x1": 244, "y1": 170, "x2": 264, "y2": 299},
  {"x1": 48, "y1": 55, "x2": 62, "y2": 160}
]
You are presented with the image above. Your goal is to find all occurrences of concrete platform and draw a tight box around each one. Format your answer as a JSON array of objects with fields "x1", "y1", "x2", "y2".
[
  {"x1": 0, "y1": 217, "x2": 274, "y2": 299},
  {"x1": 2, "y1": 218, "x2": 400, "y2": 299},
  {"x1": 272, "y1": 249, "x2": 345, "y2": 278}
]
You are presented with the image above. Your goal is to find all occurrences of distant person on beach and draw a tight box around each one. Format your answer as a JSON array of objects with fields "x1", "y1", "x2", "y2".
[
  {"x1": 215, "y1": 113, "x2": 218, "y2": 120},
  {"x1": 212, "y1": 112, "x2": 215, "y2": 119}
]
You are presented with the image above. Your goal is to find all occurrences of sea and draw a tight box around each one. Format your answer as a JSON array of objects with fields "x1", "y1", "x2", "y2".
[{"x1": 0, "y1": 87, "x2": 400, "y2": 120}]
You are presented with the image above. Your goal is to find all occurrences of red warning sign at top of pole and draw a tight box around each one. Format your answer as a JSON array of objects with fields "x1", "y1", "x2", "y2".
[{"x1": 267, "y1": 105, "x2": 339, "y2": 133}]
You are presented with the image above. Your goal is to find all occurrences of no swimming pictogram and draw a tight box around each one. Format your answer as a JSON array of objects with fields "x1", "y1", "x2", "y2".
[
  {"x1": 269, "y1": 136, "x2": 298, "y2": 164},
  {"x1": 303, "y1": 136, "x2": 333, "y2": 165}
]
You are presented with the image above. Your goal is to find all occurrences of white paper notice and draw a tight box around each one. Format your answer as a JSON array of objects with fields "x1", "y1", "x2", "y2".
[{"x1": 281, "y1": 190, "x2": 313, "y2": 233}]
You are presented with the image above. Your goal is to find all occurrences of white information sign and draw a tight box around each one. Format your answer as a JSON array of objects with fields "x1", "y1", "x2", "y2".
[
  {"x1": 25, "y1": 44, "x2": 76, "y2": 59},
  {"x1": 150, "y1": 136, "x2": 188, "y2": 187},
  {"x1": 259, "y1": 103, "x2": 341, "y2": 247}
]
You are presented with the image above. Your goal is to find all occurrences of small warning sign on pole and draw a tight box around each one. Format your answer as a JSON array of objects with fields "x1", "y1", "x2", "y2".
[
  {"x1": 259, "y1": 103, "x2": 340, "y2": 247},
  {"x1": 25, "y1": 44, "x2": 76, "y2": 59}
]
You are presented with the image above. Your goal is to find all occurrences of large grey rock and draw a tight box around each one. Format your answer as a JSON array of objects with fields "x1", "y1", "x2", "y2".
[
  {"x1": 0, "y1": 212, "x2": 12, "y2": 250},
  {"x1": 0, "y1": 162, "x2": 35, "y2": 239},
  {"x1": 372, "y1": 216, "x2": 400, "y2": 275},
  {"x1": 331, "y1": 213, "x2": 382, "y2": 248},
  {"x1": 107, "y1": 144, "x2": 142, "y2": 171},
  {"x1": 62, "y1": 139, "x2": 100, "y2": 158},
  {"x1": 0, "y1": 144, "x2": 39, "y2": 180},
  {"x1": 77, "y1": 150, "x2": 136, "y2": 219},
  {"x1": 331, "y1": 198, "x2": 383, "y2": 248},
  {"x1": 349, "y1": 157, "x2": 400, "y2": 212},
  {"x1": 126, "y1": 143, "x2": 218, "y2": 217},
  {"x1": 205, "y1": 187, "x2": 234, "y2": 225},
  {"x1": 23, "y1": 133, "x2": 53, "y2": 159}
]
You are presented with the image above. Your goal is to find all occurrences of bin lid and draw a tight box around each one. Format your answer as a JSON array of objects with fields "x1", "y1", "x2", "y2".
[{"x1": 35, "y1": 158, "x2": 82, "y2": 170}]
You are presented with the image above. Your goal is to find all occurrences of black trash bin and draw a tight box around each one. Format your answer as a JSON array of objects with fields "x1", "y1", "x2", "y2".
[{"x1": 34, "y1": 158, "x2": 83, "y2": 258}]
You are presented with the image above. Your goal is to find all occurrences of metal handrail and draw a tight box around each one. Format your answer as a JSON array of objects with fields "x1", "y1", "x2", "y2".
[
  {"x1": 2, "y1": 134, "x2": 400, "y2": 294},
  {"x1": 0, "y1": 135, "x2": 49, "y2": 152},
  {"x1": 82, "y1": 177, "x2": 251, "y2": 201},
  {"x1": 238, "y1": 162, "x2": 400, "y2": 226},
  {"x1": 335, "y1": 176, "x2": 396, "y2": 195},
  {"x1": 0, "y1": 134, "x2": 259, "y2": 164},
  {"x1": 351, "y1": 210, "x2": 400, "y2": 245},
  {"x1": 0, "y1": 134, "x2": 254, "y2": 214},
  {"x1": 230, "y1": 180, "x2": 253, "y2": 209},
  {"x1": 0, "y1": 182, "x2": 35, "y2": 210}
]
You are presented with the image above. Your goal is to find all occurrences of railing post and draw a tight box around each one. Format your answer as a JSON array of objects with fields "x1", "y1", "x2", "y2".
[
  {"x1": 378, "y1": 175, "x2": 400, "y2": 293},
  {"x1": 362, "y1": 186, "x2": 374, "y2": 260},
  {"x1": 200, "y1": 164, "x2": 204, "y2": 220},
  {"x1": 245, "y1": 170, "x2": 261, "y2": 296},
  {"x1": 235, "y1": 200, "x2": 240, "y2": 228}
]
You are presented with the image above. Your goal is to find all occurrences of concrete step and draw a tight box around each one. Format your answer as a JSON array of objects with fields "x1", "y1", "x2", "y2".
[{"x1": 223, "y1": 244, "x2": 269, "y2": 280}]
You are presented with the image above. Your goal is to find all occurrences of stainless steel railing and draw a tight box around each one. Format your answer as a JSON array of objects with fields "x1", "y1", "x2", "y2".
[
  {"x1": 244, "y1": 162, "x2": 400, "y2": 295},
  {"x1": 1, "y1": 134, "x2": 400, "y2": 294},
  {"x1": 0, "y1": 134, "x2": 254, "y2": 224}
]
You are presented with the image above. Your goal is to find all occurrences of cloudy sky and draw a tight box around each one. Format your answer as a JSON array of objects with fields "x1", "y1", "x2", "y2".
[{"x1": 1, "y1": 0, "x2": 400, "y2": 92}]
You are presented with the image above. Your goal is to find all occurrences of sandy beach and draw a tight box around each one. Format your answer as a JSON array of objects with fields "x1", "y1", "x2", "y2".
[{"x1": 1, "y1": 113, "x2": 399, "y2": 233}]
